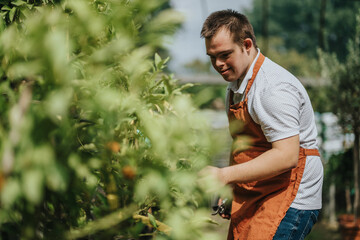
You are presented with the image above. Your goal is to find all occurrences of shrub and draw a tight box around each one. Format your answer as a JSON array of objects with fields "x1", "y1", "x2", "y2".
[{"x1": 0, "y1": 1, "x2": 228, "y2": 239}]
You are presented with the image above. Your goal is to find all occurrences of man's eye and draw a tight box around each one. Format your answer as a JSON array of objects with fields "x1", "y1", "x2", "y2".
[{"x1": 221, "y1": 53, "x2": 230, "y2": 59}]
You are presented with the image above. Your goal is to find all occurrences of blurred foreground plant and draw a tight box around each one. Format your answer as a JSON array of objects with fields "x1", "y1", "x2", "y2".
[{"x1": 0, "y1": 1, "x2": 230, "y2": 239}]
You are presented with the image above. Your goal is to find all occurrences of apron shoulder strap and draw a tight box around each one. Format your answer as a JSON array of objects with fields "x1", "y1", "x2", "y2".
[
  {"x1": 229, "y1": 89, "x2": 234, "y2": 106},
  {"x1": 244, "y1": 53, "x2": 265, "y2": 100}
]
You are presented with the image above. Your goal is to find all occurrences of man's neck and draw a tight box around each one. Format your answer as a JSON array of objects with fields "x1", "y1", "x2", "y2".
[
  {"x1": 250, "y1": 47, "x2": 258, "y2": 62},
  {"x1": 236, "y1": 47, "x2": 259, "y2": 88}
]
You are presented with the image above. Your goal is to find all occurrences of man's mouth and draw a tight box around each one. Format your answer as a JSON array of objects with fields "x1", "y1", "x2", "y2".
[{"x1": 220, "y1": 68, "x2": 231, "y2": 75}]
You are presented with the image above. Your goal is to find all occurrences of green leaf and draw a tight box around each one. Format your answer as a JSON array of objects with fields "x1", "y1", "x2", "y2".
[
  {"x1": 31, "y1": 144, "x2": 56, "y2": 168},
  {"x1": 148, "y1": 213, "x2": 158, "y2": 228},
  {"x1": 11, "y1": 0, "x2": 26, "y2": 7},
  {"x1": 22, "y1": 169, "x2": 44, "y2": 204},
  {"x1": 1, "y1": 6, "x2": 12, "y2": 11},
  {"x1": 45, "y1": 88, "x2": 73, "y2": 122},
  {"x1": 7, "y1": 61, "x2": 43, "y2": 80},
  {"x1": 44, "y1": 30, "x2": 70, "y2": 81},
  {"x1": 177, "y1": 83, "x2": 195, "y2": 92},
  {"x1": 0, "y1": 12, "x2": 8, "y2": 18},
  {"x1": 46, "y1": 164, "x2": 68, "y2": 192},
  {"x1": 9, "y1": 7, "x2": 16, "y2": 22},
  {"x1": 135, "y1": 172, "x2": 168, "y2": 200},
  {"x1": 26, "y1": 3, "x2": 34, "y2": 10},
  {"x1": 1, "y1": 179, "x2": 21, "y2": 208},
  {"x1": 205, "y1": 217, "x2": 220, "y2": 225},
  {"x1": 146, "y1": 9, "x2": 184, "y2": 33},
  {"x1": 154, "y1": 53, "x2": 161, "y2": 68},
  {"x1": 154, "y1": 53, "x2": 170, "y2": 70}
]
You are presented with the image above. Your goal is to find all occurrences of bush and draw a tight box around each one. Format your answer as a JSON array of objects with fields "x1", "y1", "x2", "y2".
[{"x1": 0, "y1": 1, "x2": 229, "y2": 239}]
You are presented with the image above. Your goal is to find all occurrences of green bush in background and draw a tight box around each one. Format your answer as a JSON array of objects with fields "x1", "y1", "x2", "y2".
[
  {"x1": 0, "y1": 0, "x2": 229, "y2": 239},
  {"x1": 319, "y1": 10, "x2": 360, "y2": 220}
]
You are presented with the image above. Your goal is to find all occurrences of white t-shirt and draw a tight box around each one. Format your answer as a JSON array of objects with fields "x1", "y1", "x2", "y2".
[{"x1": 226, "y1": 50, "x2": 323, "y2": 210}]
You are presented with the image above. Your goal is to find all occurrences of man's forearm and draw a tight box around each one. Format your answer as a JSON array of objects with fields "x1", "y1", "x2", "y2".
[{"x1": 218, "y1": 135, "x2": 299, "y2": 184}]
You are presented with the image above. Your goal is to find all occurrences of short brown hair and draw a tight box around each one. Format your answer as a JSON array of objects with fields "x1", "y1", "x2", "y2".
[{"x1": 200, "y1": 9, "x2": 258, "y2": 48}]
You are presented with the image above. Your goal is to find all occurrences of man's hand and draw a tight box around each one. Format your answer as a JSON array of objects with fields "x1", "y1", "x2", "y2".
[
  {"x1": 199, "y1": 166, "x2": 227, "y2": 185},
  {"x1": 201, "y1": 168, "x2": 232, "y2": 220},
  {"x1": 217, "y1": 198, "x2": 231, "y2": 219}
]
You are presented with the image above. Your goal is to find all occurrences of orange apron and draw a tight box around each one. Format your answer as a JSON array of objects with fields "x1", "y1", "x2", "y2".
[{"x1": 227, "y1": 53, "x2": 320, "y2": 240}]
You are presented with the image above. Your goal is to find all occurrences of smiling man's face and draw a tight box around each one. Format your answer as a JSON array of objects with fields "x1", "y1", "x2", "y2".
[{"x1": 205, "y1": 28, "x2": 251, "y2": 83}]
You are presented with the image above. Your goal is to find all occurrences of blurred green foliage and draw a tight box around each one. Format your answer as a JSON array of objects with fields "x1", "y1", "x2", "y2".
[
  {"x1": 0, "y1": 0, "x2": 62, "y2": 25},
  {"x1": 183, "y1": 59, "x2": 213, "y2": 75},
  {"x1": 183, "y1": 84, "x2": 227, "y2": 109},
  {"x1": 319, "y1": 10, "x2": 360, "y2": 218},
  {"x1": 324, "y1": 149, "x2": 353, "y2": 197},
  {"x1": 0, "y1": 0, "x2": 230, "y2": 239},
  {"x1": 247, "y1": 0, "x2": 360, "y2": 60},
  {"x1": 305, "y1": 86, "x2": 331, "y2": 113},
  {"x1": 319, "y1": 11, "x2": 360, "y2": 134},
  {"x1": 257, "y1": 36, "x2": 320, "y2": 77}
]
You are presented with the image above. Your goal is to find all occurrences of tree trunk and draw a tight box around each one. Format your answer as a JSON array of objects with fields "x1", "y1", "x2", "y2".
[
  {"x1": 346, "y1": 183, "x2": 353, "y2": 214},
  {"x1": 261, "y1": 0, "x2": 269, "y2": 55},
  {"x1": 319, "y1": 0, "x2": 327, "y2": 50},
  {"x1": 329, "y1": 181, "x2": 337, "y2": 226},
  {"x1": 354, "y1": 130, "x2": 360, "y2": 221}
]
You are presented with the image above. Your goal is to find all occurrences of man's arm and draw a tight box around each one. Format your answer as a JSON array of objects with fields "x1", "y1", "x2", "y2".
[{"x1": 214, "y1": 135, "x2": 299, "y2": 184}]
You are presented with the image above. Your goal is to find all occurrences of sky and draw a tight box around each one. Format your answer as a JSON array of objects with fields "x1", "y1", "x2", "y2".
[{"x1": 167, "y1": 0, "x2": 253, "y2": 73}]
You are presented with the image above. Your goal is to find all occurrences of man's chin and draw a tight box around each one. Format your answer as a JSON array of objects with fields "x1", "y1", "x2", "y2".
[{"x1": 222, "y1": 76, "x2": 237, "y2": 82}]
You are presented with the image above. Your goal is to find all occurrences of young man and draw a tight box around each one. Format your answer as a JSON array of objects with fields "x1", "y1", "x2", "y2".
[{"x1": 201, "y1": 10, "x2": 323, "y2": 240}]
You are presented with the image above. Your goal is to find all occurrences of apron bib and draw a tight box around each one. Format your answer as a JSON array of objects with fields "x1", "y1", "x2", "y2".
[{"x1": 227, "y1": 53, "x2": 320, "y2": 240}]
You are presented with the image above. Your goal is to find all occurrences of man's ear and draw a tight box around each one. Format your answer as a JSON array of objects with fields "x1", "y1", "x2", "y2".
[{"x1": 243, "y1": 38, "x2": 253, "y2": 51}]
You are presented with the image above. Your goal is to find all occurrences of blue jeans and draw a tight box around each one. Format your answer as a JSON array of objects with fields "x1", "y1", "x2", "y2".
[{"x1": 273, "y1": 207, "x2": 320, "y2": 240}]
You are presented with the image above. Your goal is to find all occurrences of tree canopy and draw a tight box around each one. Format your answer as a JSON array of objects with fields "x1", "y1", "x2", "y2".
[{"x1": 247, "y1": 0, "x2": 360, "y2": 60}]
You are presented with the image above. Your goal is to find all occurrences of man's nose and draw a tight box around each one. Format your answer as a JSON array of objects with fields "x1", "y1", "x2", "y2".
[{"x1": 215, "y1": 58, "x2": 225, "y2": 68}]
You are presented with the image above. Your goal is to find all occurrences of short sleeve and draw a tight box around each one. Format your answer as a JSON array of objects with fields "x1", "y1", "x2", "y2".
[{"x1": 249, "y1": 82, "x2": 303, "y2": 142}]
